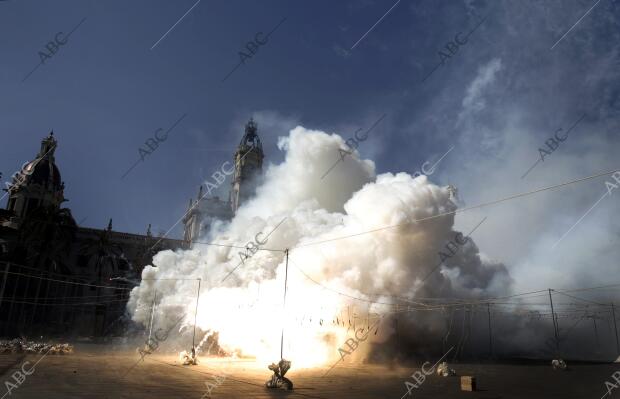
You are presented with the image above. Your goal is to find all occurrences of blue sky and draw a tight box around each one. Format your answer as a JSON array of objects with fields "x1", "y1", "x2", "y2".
[{"x1": 1, "y1": 0, "x2": 620, "y2": 292}]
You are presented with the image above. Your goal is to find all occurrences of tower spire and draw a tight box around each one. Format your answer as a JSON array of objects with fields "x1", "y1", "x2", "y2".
[
  {"x1": 239, "y1": 118, "x2": 262, "y2": 150},
  {"x1": 39, "y1": 131, "x2": 57, "y2": 160},
  {"x1": 230, "y1": 118, "x2": 264, "y2": 212}
]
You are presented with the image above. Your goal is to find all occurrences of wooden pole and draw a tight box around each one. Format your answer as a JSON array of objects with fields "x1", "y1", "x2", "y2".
[
  {"x1": 593, "y1": 316, "x2": 600, "y2": 350},
  {"x1": 19, "y1": 270, "x2": 31, "y2": 333},
  {"x1": 469, "y1": 305, "x2": 474, "y2": 360},
  {"x1": 395, "y1": 303, "x2": 399, "y2": 349},
  {"x1": 0, "y1": 262, "x2": 9, "y2": 336},
  {"x1": 148, "y1": 290, "x2": 157, "y2": 342},
  {"x1": 612, "y1": 303, "x2": 620, "y2": 356},
  {"x1": 0, "y1": 262, "x2": 9, "y2": 309},
  {"x1": 548, "y1": 289, "x2": 560, "y2": 356},
  {"x1": 59, "y1": 278, "x2": 70, "y2": 334},
  {"x1": 5, "y1": 268, "x2": 17, "y2": 336},
  {"x1": 29, "y1": 268, "x2": 44, "y2": 335},
  {"x1": 487, "y1": 303, "x2": 493, "y2": 358},
  {"x1": 280, "y1": 249, "x2": 289, "y2": 359},
  {"x1": 192, "y1": 279, "x2": 201, "y2": 350}
]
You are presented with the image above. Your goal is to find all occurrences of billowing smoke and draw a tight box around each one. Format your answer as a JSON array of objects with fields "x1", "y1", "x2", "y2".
[
  {"x1": 126, "y1": 2, "x2": 620, "y2": 365},
  {"x1": 127, "y1": 125, "x2": 513, "y2": 367}
]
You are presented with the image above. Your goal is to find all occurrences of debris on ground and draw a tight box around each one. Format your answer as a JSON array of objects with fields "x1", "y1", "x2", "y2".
[
  {"x1": 0, "y1": 339, "x2": 73, "y2": 354},
  {"x1": 265, "y1": 359, "x2": 293, "y2": 390},
  {"x1": 436, "y1": 361, "x2": 456, "y2": 377},
  {"x1": 552, "y1": 359, "x2": 567, "y2": 370},
  {"x1": 460, "y1": 376, "x2": 477, "y2": 391},
  {"x1": 180, "y1": 347, "x2": 197, "y2": 365}
]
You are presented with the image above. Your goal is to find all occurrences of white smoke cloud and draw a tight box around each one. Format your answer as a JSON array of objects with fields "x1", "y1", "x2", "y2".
[{"x1": 127, "y1": 124, "x2": 511, "y2": 367}]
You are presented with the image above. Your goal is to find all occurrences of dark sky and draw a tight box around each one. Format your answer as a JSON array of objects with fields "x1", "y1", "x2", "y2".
[{"x1": 1, "y1": 0, "x2": 619, "y2": 289}]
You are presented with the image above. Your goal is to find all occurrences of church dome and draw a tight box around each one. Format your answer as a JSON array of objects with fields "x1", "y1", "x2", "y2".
[
  {"x1": 10, "y1": 131, "x2": 63, "y2": 193},
  {"x1": 27, "y1": 158, "x2": 63, "y2": 190}
]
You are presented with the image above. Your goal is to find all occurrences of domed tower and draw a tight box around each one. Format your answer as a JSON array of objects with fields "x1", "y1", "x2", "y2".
[
  {"x1": 5, "y1": 132, "x2": 65, "y2": 221},
  {"x1": 230, "y1": 118, "x2": 264, "y2": 212}
]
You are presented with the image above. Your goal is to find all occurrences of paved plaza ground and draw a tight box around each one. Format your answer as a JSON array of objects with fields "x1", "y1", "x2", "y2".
[{"x1": 0, "y1": 346, "x2": 618, "y2": 398}]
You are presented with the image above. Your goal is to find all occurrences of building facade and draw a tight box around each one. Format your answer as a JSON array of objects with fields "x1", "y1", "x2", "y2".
[
  {"x1": 182, "y1": 118, "x2": 264, "y2": 245},
  {"x1": 0, "y1": 132, "x2": 184, "y2": 338},
  {"x1": 0, "y1": 119, "x2": 264, "y2": 338}
]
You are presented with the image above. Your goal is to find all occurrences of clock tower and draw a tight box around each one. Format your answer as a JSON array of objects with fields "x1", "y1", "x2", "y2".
[{"x1": 230, "y1": 118, "x2": 264, "y2": 212}]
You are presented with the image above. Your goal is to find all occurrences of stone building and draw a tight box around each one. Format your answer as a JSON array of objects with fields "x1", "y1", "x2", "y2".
[
  {"x1": 182, "y1": 118, "x2": 264, "y2": 245},
  {"x1": 0, "y1": 132, "x2": 184, "y2": 338},
  {"x1": 0, "y1": 119, "x2": 264, "y2": 338}
]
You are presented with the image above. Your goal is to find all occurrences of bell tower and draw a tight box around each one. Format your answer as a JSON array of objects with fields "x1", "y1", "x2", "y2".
[{"x1": 230, "y1": 118, "x2": 264, "y2": 212}]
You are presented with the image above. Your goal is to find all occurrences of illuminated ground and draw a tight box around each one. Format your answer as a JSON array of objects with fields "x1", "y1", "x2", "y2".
[{"x1": 0, "y1": 347, "x2": 617, "y2": 398}]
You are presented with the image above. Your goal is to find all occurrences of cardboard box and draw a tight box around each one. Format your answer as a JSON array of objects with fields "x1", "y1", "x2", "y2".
[{"x1": 460, "y1": 376, "x2": 476, "y2": 391}]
